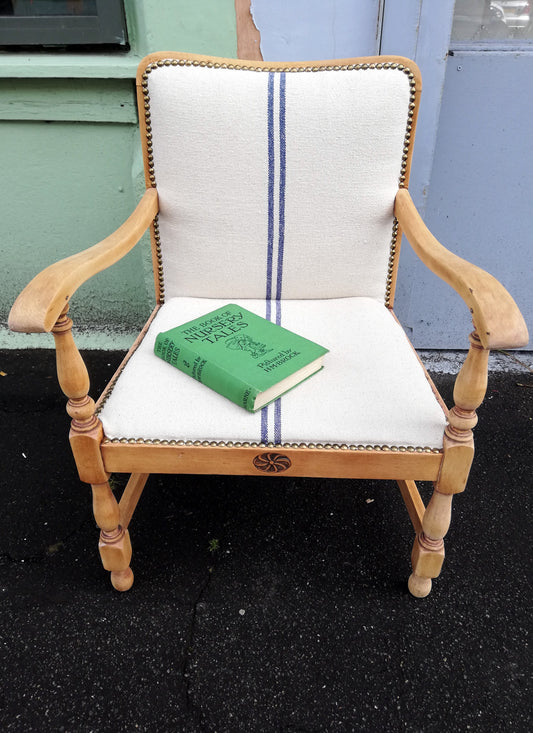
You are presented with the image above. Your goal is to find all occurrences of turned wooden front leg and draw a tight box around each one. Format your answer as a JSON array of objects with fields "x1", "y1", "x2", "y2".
[
  {"x1": 408, "y1": 490, "x2": 453, "y2": 597},
  {"x1": 409, "y1": 330, "x2": 489, "y2": 597},
  {"x1": 52, "y1": 306, "x2": 133, "y2": 591},
  {"x1": 93, "y1": 482, "x2": 134, "y2": 591}
]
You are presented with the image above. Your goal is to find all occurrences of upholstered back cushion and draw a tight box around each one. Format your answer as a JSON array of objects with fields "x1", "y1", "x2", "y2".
[{"x1": 141, "y1": 58, "x2": 417, "y2": 302}]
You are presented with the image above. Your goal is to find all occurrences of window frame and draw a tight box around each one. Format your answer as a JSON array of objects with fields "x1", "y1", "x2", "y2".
[{"x1": 0, "y1": 0, "x2": 128, "y2": 48}]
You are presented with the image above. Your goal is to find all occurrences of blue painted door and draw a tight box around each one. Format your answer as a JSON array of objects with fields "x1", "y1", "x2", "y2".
[{"x1": 408, "y1": 3, "x2": 533, "y2": 348}]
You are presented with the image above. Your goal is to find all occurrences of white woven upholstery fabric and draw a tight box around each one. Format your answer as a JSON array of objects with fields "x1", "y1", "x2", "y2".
[
  {"x1": 98, "y1": 297, "x2": 446, "y2": 449},
  {"x1": 145, "y1": 63, "x2": 412, "y2": 301}
]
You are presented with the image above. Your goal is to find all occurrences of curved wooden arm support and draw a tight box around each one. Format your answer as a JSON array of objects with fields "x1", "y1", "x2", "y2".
[
  {"x1": 395, "y1": 189, "x2": 529, "y2": 596},
  {"x1": 8, "y1": 191, "x2": 157, "y2": 592},
  {"x1": 394, "y1": 188, "x2": 528, "y2": 351},
  {"x1": 52, "y1": 304, "x2": 133, "y2": 591},
  {"x1": 8, "y1": 187, "x2": 159, "y2": 334},
  {"x1": 408, "y1": 332, "x2": 488, "y2": 597}
]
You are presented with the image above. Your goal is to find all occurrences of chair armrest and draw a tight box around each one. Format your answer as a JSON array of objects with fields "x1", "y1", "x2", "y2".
[
  {"x1": 9, "y1": 188, "x2": 159, "y2": 334},
  {"x1": 394, "y1": 188, "x2": 529, "y2": 350}
]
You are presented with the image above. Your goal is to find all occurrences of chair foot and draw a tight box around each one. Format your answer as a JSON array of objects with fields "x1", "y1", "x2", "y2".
[
  {"x1": 408, "y1": 573, "x2": 432, "y2": 598},
  {"x1": 98, "y1": 525, "x2": 134, "y2": 590},
  {"x1": 111, "y1": 567, "x2": 134, "y2": 592}
]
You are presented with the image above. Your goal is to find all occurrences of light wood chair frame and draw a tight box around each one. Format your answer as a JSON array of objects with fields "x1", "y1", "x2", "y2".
[{"x1": 9, "y1": 54, "x2": 528, "y2": 596}]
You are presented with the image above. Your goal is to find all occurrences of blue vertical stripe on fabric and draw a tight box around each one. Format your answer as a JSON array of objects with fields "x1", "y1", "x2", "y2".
[
  {"x1": 273, "y1": 74, "x2": 286, "y2": 442},
  {"x1": 274, "y1": 399, "x2": 282, "y2": 444},
  {"x1": 276, "y1": 72, "x2": 287, "y2": 306},
  {"x1": 262, "y1": 72, "x2": 276, "y2": 445},
  {"x1": 266, "y1": 72, "x2": 275, "y2": 314},
  {"x1": 262, "y1": 72, "x2": 287, "y2": 445},
  {"x1": 272, "y1": 297, "x2": 282, "y2": 442},
  {"x1": 275, "y1": 297, "x2": 282, "y2": 326},
  {"x1": 261, "y1": 405, "x2": 269, "y2": 445}
]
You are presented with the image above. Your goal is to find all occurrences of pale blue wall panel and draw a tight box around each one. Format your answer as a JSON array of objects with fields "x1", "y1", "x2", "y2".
[
  {"x1": 251, "y1": 0, "x2": 382, "y2": 59},
  {"x1": 403, "y1": 52, "x2": 532, "y2": 348}
]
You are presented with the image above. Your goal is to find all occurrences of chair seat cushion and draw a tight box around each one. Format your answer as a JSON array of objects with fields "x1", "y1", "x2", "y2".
[{"x1": 98, "y1": 297, "x2": 446, "y2": 450}]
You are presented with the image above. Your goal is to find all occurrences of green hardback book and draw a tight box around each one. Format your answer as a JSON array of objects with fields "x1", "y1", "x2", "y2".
[{"x1": 154, "y1": 304, "x2": 329, "y2": 412}]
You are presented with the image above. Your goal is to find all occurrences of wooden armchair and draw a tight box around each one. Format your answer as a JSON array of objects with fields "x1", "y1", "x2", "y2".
[{"x1": 9, "y1": 53, "x2": 528, "y2": 596}]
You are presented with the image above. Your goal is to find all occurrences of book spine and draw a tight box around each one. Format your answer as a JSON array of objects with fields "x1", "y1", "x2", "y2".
[{"x1": 154, "y1": 334, "x2": 258, "y2": 411}]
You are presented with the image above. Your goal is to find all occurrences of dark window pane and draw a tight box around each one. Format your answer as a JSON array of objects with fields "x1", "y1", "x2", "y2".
[
  {"x1": 0, "y1": 1, "x2": 97, "y2": 17},
  {"x1": 0, "y1": 0, "x2": 127, "y2": 46}
]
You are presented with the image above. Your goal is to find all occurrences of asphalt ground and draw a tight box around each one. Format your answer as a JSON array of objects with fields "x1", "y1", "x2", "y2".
[{"x1": 1, "y1": 348, "x2": 531, "y2": 732}]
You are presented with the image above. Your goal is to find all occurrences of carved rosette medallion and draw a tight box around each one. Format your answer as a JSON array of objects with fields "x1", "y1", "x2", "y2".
[{"x1": 253, "y1": 452, "x2": 292, "y2": 473}]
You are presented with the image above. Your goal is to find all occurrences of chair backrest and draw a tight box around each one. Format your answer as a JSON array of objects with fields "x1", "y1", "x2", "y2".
[{"x1": 137, "y1": 53, "x2": 420, "y2": 306}]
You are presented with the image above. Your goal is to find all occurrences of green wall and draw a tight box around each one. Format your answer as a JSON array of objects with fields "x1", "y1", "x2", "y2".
[{"x1": 0, "y1": 0, "x2": 237, "y2": 349}]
